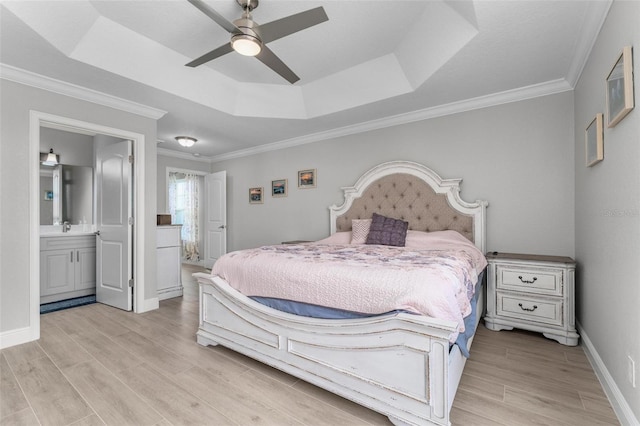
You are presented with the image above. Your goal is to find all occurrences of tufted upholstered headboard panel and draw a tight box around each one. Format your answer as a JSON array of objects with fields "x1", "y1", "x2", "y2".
[
  {"x1": 329, "y1": 161, "x2": 488, "y2": 252},
  {"x1": 334, "y1": 173, "x2": 474, "y2": 242}
]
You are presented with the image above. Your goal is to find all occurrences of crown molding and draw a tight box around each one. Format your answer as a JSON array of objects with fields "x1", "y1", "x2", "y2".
[
  {"x1": 565, "y1": 0, "x2": 613, "y2": 87},
  {"x1": 0, "y1": 63, "x2": 167, "y2": 120},
  {"x1": 157, "y1": 147, "x2": 212, "y2": 164},
  {"x1": 210, "y1": 78, "x2": 573, "y2": 163}
]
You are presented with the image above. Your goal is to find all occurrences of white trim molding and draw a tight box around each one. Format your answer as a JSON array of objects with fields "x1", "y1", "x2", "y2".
[
  {"x1": 0, "y1": 327, "x2": 36, "y2": 351},
  {"x1": 1, "y1": 63, "x2": 167, "y2": 120},
  {"x1": 577, "y1": 322, "x2": 638, "y2": 426},
  {"x1": 210, "y1": 78, "x2": 573, "y2": 163}
]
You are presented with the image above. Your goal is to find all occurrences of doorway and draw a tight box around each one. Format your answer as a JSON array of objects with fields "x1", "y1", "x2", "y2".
[
  {"x1": 166, "y1": 168, "x2": 206, "y2": 266},
  {"x1": 29, "y1": 111, "x2": 148, "y2": 340}
]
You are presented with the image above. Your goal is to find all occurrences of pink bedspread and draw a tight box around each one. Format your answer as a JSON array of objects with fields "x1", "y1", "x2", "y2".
[{"x1": 211, "y1": 231, "x2": 487, "y2": 342}]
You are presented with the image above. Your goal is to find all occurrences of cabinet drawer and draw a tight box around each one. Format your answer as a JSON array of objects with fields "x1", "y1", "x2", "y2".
[
  {"x1": 496, "y1": 293, "x2": 563, "y2": 326},
  {"x1": 157, "y1": 226, "x2": 181, "y2": 248},
  {"x1": 496, "y1": 266, "x2": 562, "y2": 296},
  {"x1": 41, "y1": 235, "x2": 96, "y2": 251}
]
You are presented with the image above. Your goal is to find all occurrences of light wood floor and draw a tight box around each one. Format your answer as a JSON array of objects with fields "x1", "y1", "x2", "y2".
[{"x1": 1, "y1": 264, "x2": 619, "y2": 426}]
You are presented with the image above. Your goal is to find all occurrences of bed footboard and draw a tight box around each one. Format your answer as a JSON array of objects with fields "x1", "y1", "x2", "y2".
[{"x1": 195, "y1": 273, "x2": 459, "y2": 426}]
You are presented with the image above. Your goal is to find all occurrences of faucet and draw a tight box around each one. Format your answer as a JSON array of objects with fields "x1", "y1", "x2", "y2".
[{"x1": 62, "y1": 221, "x2": 71, "y2": 233}]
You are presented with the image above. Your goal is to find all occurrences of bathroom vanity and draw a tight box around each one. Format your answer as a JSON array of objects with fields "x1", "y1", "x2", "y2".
[{"x1": 40, "y1": 233, "x2": 96, "y2": 304}]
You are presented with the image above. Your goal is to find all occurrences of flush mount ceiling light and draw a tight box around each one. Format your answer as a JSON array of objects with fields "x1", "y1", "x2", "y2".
[
  {"x1": 175, "y1": 136, "x2": 197, "y2": 147},
  {"x1": 41, "y1": 148, "x2": 59, "y2": 166}
]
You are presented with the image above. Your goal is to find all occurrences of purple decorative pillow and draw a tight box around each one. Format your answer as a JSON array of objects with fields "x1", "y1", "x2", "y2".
[{"x1": 365, "y1": 213, "x2": 409, "y2": 247}]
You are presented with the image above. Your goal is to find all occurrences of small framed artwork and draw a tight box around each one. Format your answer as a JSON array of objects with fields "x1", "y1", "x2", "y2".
[
  {"x1": 606, "y1": 46, "x2": 634, "y2": 128},
  {"x1": 586, "y1": 113, "x2": 604, "y2": 167},
  {"x1": 43, "y1": 190, "x2": 53, "y2": 201},
  {"x1": 271, "y1": 179, "x2": 287, "y2": 197},
  {"x1": 298, "y1": 169, "x2": 317, "y2": 189},
  {"x1": 249, "y1": 187, "x2": 263, "y2": 204}
]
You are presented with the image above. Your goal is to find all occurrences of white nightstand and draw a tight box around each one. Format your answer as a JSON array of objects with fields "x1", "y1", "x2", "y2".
[{"x1": 484, "y1": 252, "x2": 579, "y2": 346}]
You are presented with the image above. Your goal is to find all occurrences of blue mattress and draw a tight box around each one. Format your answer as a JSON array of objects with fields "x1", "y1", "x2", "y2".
[{"x1": 251, "y1": 270, "x2": 485, "y2": 357}]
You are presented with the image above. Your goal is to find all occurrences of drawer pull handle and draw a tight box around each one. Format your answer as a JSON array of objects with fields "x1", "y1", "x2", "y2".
[
  {"x1": 518, "y1": 275, "x2": 537, "y2": 284},
  {"x1": 518, "y1": 303, "x2": 538, "y2": 312}
]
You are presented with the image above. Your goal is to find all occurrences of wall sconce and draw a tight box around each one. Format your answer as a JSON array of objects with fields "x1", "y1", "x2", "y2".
[
  {"x1": 175, "y1": 136, "x2": 197, "y2": 147},
  {"x1": 40, "y1": 149, "x2": 59, "y2": 166}
]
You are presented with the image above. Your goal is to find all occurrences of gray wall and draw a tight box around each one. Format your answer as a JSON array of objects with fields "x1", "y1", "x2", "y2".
[
  {"x1": 40, "y1": 127, "x2": 93, "y2": 167},
  {"x1": 156, "y1": 154, "x2": 211, "y2": 213},
  {"x1": 0, "y1": 79, "x2": 158, "y2": 334},
  {"x1": 574, "y1": 0, "x2": 639, "y2": 420},
  {"x1": 212, "y1": 91, "x2": 576, "y2": 257}
]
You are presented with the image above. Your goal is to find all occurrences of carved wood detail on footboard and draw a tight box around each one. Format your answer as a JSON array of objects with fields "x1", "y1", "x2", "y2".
[{"x1": 195, "y1": 273, "x2": 457, "y2": 426}]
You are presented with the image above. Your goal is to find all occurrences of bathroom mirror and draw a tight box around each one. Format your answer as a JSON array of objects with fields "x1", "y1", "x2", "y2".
[{"x1": 40, "y1": 164, "x2": 93, "y2": 225}]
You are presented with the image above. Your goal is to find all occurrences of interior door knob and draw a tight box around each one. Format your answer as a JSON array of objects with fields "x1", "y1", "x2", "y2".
[{"x1": 218, "y1": 225, "x2": 226, "y2": 229}]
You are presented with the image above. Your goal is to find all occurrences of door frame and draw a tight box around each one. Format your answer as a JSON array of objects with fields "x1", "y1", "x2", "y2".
[{"x1": 29, "y1": 111, "x2": 147, "y2": 339}]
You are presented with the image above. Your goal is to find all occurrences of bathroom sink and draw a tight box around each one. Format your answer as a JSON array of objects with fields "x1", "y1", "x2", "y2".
[{"x1": 40, "y1": 231, "x2": 97, "y2": 237}]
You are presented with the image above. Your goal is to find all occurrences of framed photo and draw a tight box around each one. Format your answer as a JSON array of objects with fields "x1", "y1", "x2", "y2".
[
  {"x1": 249, "y1": 187, "x2": 263, "y2": 204},
  {"x1": 606, "y1": 46, "x2": 634, "y2": 128},
  {"x1": 586, "y1": 113, "x2": 604, "y2": 167},
  {"x1": 298, "y1": 169, "x2": 317, "y2": 189},
  {"x1": 271, "y1": 179, "x2": 287, "y2": 197}
]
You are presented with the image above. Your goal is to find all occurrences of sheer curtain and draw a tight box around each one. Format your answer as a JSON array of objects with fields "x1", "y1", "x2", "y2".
[{"x1": 168, "y1": 172, "x2": 200, "y2": 262}]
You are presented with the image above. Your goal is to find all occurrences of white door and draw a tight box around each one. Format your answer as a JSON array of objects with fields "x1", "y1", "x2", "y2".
[
  {"x1": 203, "y1": 171, "x2": 227, "y2": 269},
  {"x1": 96, "y1": 140, "x2": 132, "y2": 310}
]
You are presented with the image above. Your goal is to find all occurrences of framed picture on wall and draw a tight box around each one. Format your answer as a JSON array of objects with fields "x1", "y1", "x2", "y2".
[
  {"x1": 606, "y1": 46, "x2": 634, "y2": 128},
  {"x1": 585, "y1": 113, "x2": 604, "y2": 167},
  {"x1": 249, "y1": 187, "x2": 263, "y2": 204},
  {"x1": 298, "y1": 169, "x2": 316, "y2": 188},
  {"x1": 271, "y1": 179, "x2": 287, "y2": 197}
]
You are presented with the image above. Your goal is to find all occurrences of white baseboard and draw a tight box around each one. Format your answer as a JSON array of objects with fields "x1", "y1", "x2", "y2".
[
  {"x1": 0, "y1": 326, "x2": 37, "y2": 350},
  {"x1": 577, "y1": 322, "x2": 639, "y2": 425},
  {"x1": 137, "y1": 297, "x2": 159, "y2": 313}
]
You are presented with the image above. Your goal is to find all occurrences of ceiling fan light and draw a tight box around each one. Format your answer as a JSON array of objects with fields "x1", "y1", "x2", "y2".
[
  {"x1": 175, "y1": 136, "x2": 197, "y2": 148},
  {"x1": 231, "y1": 34, "x2": 262, "y2": 56}
]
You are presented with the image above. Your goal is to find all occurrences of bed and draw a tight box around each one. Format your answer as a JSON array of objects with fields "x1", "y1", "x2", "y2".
[{"x1": 194, "y1": 161, "x2": 488, "y2": 426}]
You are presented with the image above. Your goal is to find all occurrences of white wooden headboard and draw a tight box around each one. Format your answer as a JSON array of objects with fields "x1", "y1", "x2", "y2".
[{"x1": 328, "y1": 161, "x2": 488, "y2": 253}]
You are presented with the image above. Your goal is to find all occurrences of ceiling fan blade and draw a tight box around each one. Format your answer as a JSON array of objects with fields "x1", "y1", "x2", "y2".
[
  {"x1": 186, "y1": 43, "x2": 234, "y2": 67},
  {"x1": 187, "y1": 0, "x2": 238, "y2": 34},
  {"x1": 258, "y1": 7, "x2": 328, "y2": 44},
  {"x1": 256, "y1": 45, "x2": 300, "y2": 84}
]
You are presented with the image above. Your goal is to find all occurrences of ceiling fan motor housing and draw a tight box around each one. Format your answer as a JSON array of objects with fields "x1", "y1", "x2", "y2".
[
  {"x1": 237, "y1": 0, "x2": 259, "y2": 12},
  {"x1": 233, "y1": 17, "x2": 262, "y2": 40}
]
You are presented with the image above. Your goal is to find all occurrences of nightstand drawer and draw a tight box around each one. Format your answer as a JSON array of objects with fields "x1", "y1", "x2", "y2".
[
  {"x1": 497, "y1": 266, "x2": 562, "y2": 296},
  {"x1": 496, "y1": 293, "x2": 563, "y2": 326}
]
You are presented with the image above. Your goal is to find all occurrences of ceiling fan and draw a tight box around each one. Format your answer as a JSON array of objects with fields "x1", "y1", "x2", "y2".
[{"x1": 186, "y1": 0, "x2": 329, "y2": 84}]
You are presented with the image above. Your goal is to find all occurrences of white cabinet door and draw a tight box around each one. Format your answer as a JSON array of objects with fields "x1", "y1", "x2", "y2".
[
  {"x1": 40, "y1": 249, "x2": 75, "y2": 296},
  {"x1": 156, "y1": 246, "x2": 181, "y2": 292},
  {"x1": 75, "y1": 246, "x2": 97, "y2": 290}
]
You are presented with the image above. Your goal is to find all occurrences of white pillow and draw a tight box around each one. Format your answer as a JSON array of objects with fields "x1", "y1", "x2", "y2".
[
  {"x1": 350, "y1": 219, "x2": 372, "y2": 244},
  {"x1": 314, "y1": 231, "x2": 352, "y2": 245}
]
